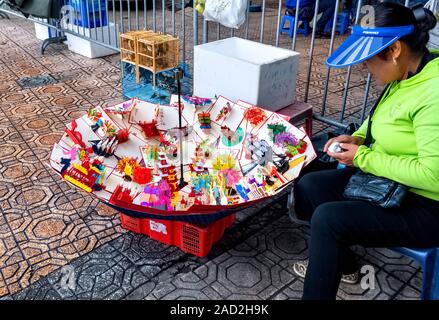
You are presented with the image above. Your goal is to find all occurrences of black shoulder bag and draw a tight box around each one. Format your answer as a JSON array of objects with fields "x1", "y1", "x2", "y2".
[{"x1": 342, "y1": 84, "x2": 408, "y2": 208}]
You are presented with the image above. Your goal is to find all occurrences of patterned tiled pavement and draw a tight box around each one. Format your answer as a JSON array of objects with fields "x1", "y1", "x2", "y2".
[{"x1": 0, "y1": 3, "x2": 423, "y2": 300}]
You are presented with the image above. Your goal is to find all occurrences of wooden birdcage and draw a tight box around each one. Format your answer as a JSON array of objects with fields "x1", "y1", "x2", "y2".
[
  {"x1": 120, "y1": 31, "x2": 150, "y2": 64},
  {"x1": 136, "y1": 33, "x2": 180, "y2": 83},
  {"x1": 119, "y1": 30, "x2": 180, "y2": 86}
]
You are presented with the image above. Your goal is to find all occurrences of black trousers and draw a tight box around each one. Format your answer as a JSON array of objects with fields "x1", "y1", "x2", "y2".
[{"x1": 293, "y1": 168, "x2": 439, "y2": 300}]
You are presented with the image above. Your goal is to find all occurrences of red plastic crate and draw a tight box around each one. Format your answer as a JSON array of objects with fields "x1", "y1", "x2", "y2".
[
  {"x1": 119, "y1": 213, "x2": 143, "y2": 233},
  {"x1": 119, "y1": 213, "x2": 236, "y2": 257},
  {"x1": 144, "y1": 219, "x2": 174, "y2": 245}
]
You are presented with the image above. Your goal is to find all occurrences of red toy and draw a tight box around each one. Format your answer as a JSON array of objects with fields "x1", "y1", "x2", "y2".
[
  {"x1": 116, "y1": 128, "x2": 130, "y2": 143},
  {"x1": 139, "y1": 120, "x2": 160, "y2": 138},
  {"x1": 110, "y1": 185, "x2": 135, "y2": 204},
  {"x1": 244, "y1": 107, "x2": 267, "y2": 126},
  {"x1": 65, "y1": 120, "x2": 86, "y2": 149},
  {"x1": 133, "y1": 166, "x2": 153, "y2": 185},
  {"x1": 62, "y1": 157, "x2": 106, "y2": 193},
  {"x1": 296, "y1": 140, "x2": 308, "y2": 154}
]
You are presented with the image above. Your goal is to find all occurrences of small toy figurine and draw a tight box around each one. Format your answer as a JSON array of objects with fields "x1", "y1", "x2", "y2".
[
  {"x1": 226, "y1": 187, "x2": 240, "y2": 205},
  {"x1": 264, "y1": 174, "x2": 277, "y2": 186},
  {"x1": 170, "y1": 191, "x2": 179, "y2": 208},
  {"x1": 236, "y1": 183, "x2": 251, "y2": 201},
  {"x1": 222, "y1": 169, "x2": 241, "y2": 188},
  {"x1": 180, "y1": 196, "x2": 188, "y2": 209},
  {"x1": 215, "y1": 102, "x2": 232, "y2": 122},
  {"x1": 194, "y1": 140, "x2": 211, "y2": 161},
  {"x1": 198, "y1": 111, "x2": 211, "y2": 130},
  {"x1": 193, "y1": 145, "x2": 204, "y2": 164}
]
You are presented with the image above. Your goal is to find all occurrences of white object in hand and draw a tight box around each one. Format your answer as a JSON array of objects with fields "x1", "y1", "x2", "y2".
[{"x1": 328, "y1": 141, "x2": 343, "y2": 153}]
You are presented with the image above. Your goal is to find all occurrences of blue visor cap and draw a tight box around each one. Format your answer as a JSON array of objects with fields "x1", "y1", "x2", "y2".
[{"x1": 326, "y1": 25, "x2": 414, "y2": 68}]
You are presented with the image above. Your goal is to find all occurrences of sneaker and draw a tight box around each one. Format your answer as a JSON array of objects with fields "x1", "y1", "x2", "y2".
[{"x1": 293, "y1": 260, "x2": 360, "y2": 284}]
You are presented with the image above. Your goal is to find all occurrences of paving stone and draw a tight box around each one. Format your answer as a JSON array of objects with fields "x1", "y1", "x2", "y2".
[
  {"x1": 10, "y1": 278, "x2": 61, "y2": 300},
  {"x1": 149, "y1": 282, "x2": 177, "y2": 300},
  {"x1": 208, "y1": 281, "x2": 233, "y2": 299},
  {"x1": 273, "y1": 278, "x2": 304, "y2": 300},
  {"x1": 337, "y1": 270, "x2": 405, "y2": 300},
  {"x1": 0, "y1": 11, "x2": 419, "y2": 300},
  {"x1": 194, "y1": 264, "x2": 219, "y2": 285},
  {"x1": 394, "y1": 285, "x2": 421, "y2": 300},
  {"x1": 124, "y1": 282, "x2": 156, "y2": 300},
  {"x1": 409, "y1": 271, "x2": 423, "y2": 292}
]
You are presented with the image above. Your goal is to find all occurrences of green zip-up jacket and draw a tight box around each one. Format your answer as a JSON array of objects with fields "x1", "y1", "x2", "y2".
[{"x1": 352, "y1": 50, "x2": 439, "y2": 201}]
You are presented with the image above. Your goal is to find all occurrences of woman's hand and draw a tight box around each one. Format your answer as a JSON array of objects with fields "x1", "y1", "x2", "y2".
[
  {"x1": 323, "y1": 135, "x2": 364, "y2": 153},
  {"x1": 326, "y1": 143, "x2": 360, "y2": 167}
]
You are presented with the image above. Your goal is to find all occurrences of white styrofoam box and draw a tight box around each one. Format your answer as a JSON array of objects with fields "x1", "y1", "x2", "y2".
[
  {"x1": 34, "y1": 20, "x2": 55, "y2": 40},
  {"x1": 66, "y1": 22, "x2": 118, "y2": 58},
  {"x1": 194, "y1": 37, "x2": 300, "y2": 111}
]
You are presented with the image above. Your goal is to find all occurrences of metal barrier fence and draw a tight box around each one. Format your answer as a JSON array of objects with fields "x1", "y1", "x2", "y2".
[{"x1": 0, "y1": 0, "x2": 438, "y2": 132}]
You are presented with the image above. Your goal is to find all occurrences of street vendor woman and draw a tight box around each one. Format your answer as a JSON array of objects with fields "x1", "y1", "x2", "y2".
[{"x1": 291, "y1": 2, "x2": 439, "y2": 300}]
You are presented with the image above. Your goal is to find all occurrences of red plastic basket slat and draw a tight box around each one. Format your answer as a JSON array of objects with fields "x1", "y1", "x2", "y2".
[
  {"x1": 120, "y1": 214, "x2": 143, "y2": 233},
  {"x1": 119, "y1": 213, "x2": 235, "y2": 257}
]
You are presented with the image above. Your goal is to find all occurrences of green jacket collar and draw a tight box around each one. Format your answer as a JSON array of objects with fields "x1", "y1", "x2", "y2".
[{"x1": 398, "y1": 49, "x2": 439, "y2": 88}]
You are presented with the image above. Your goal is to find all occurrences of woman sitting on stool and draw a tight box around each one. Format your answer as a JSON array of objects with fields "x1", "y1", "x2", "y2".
[{"x1": 292, "y1": 2, "x2": 439, "y2": 300}]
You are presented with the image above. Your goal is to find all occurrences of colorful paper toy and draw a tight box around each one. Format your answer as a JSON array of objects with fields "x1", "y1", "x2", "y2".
[
  {"x1": 139, "y1": 119, "x2": 160, "y2": 138},
  {"x1": 133, "y1": 166, "x2": 153, "y2": 185},
  {"x1": 92, "y1": 136, "x2": 118, "y2": 157},
  {"x1": 62, "y1": 157, "x2": 106, "y2": 193},
  {"x1": 140, "y1": 180, "x2": 172, "y2": 210},
  {"x1": 182, "y1": 95, "x2": 212, "y2": 106},
  {"x1": 116, "y1": 129, "x2": 130, "y2": 143},
  {"x1": 267, "y1": 123, "x2": 287, "y2": 142},
  {"x1": 198, "y1": 111, "x2": 211, "y2": 129},
  {"x1": 215, "y1": 102, "x2": 232, "y2": 122},
  {"x1": 117, "y1": 157, "x2": 141, "y2": 181},
  {"x1": 244, "y1": 106, "x2": 267, "y2": 126},
  {"x1": 50, "y1": 96, "x2": 316, "y2": 223}
]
